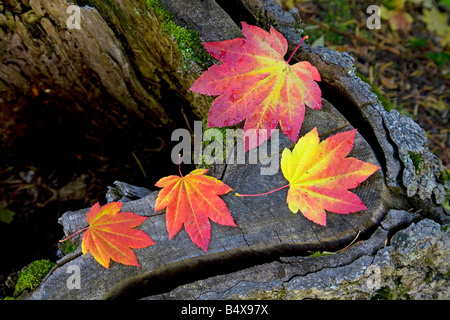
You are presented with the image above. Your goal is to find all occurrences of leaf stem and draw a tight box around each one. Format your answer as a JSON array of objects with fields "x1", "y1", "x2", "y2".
[
  {"x1": 178, "y1": 153, "x2": 183, "y2": 177},
  {"x1": 235, "y1": 184, "x2": 289, "y2": 197},
  {"x1": 59, "y1": 226, "x2": 89, "y2": 242},
  {"x1": 286, "y1": 35, "x2": 309, "y2": 64}
]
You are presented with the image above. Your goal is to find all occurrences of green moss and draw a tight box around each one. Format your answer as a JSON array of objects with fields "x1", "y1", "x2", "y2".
[
  {"x1": 13, "y1": 259, "x2": 55, "y2": 297},
  {"x1": 372, "y1": 286, "x2": 395, "y2": 300},
  {"x1": 443, "y1": 200, "x2": 450, "y2": 212},
  {"x1": 356, "y1": 72, "x2": 393, "y2": 111},
  {"x1": 59, "y1": 240, "x2": 78, "y2": 255},
  {"x1": 438, "y1": 169, "x2": 450, "y2": 211},
  {"x1": 22, "y1": 10, "x2": 42, "y2": 24},
  {"x1": 372, "y1": 280, "x2": 413, "y2": 300},
  {"x1": 408, "y1": 152, "x2": 422, "y2": 174},
  {"x1": 145, "y1": 0, "x2": 173, "y2": 20},
  {"x1": 439, "y1": 169, "x2": 450, "y2": 183},
  {"x1": 394, "y1": 278, "x2": 411, "y2": 300},
  {"x1": 198, "y1": 118, "x2": 231, "y2": 169},
  {"x1": 308, "y1": 251, "x2": 333, "y2": 257},
  {"x1": 162, "y1": 21, "x2": 208, "y2": 65},
  {"x1": 145, "y1": 0, "x2": 209, "y2": 67},
  {"x1": 424, "y1": 271, "x2": 434, "y2": 284}
]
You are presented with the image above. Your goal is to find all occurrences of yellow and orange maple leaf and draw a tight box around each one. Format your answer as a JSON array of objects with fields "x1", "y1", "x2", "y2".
[
  {"x1": 154, "y1": 169, "x2": 235, "y2": 252},
  {"x1": 237, "y1": 128, "x2": 380, "y2": 226},
  {"x1": 281, "y1": 128, "x2": 380, "y2": 225}
]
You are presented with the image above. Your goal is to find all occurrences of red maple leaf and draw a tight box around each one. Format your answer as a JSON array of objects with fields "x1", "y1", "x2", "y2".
[
  {"x1": 190, "y1": 22, "x2": 321, "y2": 151},
  {"x1": 154, "y1": 168, "x2": 235, "y2": 252}
]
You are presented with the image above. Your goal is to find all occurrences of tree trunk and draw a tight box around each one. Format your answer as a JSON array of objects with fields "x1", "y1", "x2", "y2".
[{"x1": 5, "y1": 0, "x2": 446, "y2": 300}]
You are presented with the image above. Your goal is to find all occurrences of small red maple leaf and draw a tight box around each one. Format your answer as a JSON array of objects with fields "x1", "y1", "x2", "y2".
[{"x1": 190, "y1": 22, "x2": 322, "y2": 151}]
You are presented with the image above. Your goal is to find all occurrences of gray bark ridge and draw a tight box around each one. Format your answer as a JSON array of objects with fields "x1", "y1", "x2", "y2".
[{"x1": 158, "y1": 214, "x2": 450, "y2": 300}]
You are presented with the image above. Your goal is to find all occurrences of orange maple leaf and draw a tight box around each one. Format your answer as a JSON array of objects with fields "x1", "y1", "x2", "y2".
[
  {"x1": 237, "y1": 127, "x2": 380, "y2": 226},
  {"x1": 154, "y1": 168, "x2": 235, "y2": 252},
  {"x1": 190, "y1": 22, "x2": 321, "y2": 151},
  {"x1": 61, "y1": 202, "x2": 155, "y2": 269}
]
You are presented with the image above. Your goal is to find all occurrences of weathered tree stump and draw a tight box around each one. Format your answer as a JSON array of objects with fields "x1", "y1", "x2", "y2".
[{"x1": 10, "y1": 0, "x2": 447, "y2": 299}]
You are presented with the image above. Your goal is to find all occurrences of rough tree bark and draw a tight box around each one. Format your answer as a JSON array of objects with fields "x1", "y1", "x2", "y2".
[
  {"x1": 0, "y1": 0, "x2": 210, "y2": 167},
  {"x1": 3, "y1": 0, "x2": 447, "y2": 299}
]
